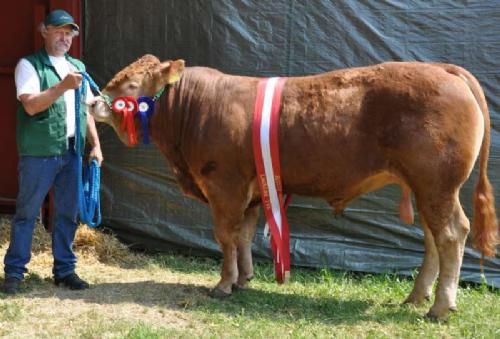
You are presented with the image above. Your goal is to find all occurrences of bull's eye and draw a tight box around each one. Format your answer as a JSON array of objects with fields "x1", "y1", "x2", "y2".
[
  {"x1": 128, "y1": 82, "x2": 139, "y2": 90},
  {"x1": 139, "y1": 102, "x2": 149, "y2": 113},
  {"x1": 113, "y1": 99, "x2": 126, "y2": 111}
]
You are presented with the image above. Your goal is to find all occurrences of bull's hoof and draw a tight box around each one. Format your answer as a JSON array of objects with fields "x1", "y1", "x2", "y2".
[
  {"x1": 424, "y1": 312, "x2": 440, "y2": 322},
  {"x1": 233, "y1": 275, "x2": 254, "y2": 290},
  {"x1": 425, "y1": 309, "x2": 451, "y2": 322},
  {"x1": 403, "y1": 294, "x2": 430, "y2": 306},
  {"x1": 233, "y1": 282, "x2": 250, "y2": 290},
  {"x1": 208, "y1": 287, "x2": 232, "y2": 299}
]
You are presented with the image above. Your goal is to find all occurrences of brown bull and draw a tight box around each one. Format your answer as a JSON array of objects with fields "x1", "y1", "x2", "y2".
[{"x1": 89, "y1": 55, "x2": 498, "y2": 320}]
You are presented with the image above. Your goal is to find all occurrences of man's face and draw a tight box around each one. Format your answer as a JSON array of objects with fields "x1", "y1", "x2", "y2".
[{"x1": 43, "y1": 25, "x2": 76, "y2": 56}]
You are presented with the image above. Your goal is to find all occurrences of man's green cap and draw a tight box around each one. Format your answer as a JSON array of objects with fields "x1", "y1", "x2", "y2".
[{"x1": 44, "y1": 9, "x2": 79, "y2": 31}]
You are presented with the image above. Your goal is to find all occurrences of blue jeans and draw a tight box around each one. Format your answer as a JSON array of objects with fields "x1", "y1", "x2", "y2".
[{"x1": 4, "y1": 142, "x2": 79, "y2": 280}]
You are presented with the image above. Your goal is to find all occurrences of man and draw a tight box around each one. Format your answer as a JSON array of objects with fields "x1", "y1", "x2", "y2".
[{"x1": 2, "y1": 9, "x2": 103, "y2": 294}]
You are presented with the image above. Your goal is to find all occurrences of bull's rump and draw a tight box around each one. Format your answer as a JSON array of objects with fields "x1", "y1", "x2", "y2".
[{"x1": 276, "y1": 62, "x2": 484, "y2": 203}]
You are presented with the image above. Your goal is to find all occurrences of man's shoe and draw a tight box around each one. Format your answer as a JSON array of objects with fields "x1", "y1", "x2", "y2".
[
  {"x1": 3, "y1": 276, "x2": 22, "y2": 295},
  {"x1": 54, "y1": 273, "x2": 89, "y2": 290}
]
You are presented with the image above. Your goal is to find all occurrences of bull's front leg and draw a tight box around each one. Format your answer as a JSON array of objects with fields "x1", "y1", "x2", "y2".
[
  {"x1": 209, "y1": 205, "x2": 259, "y2": 297},
  {"x1": 235, "y1": 206, "x2": 259, "y2": 289},
  {"x1": 210, "y1": 216, "x2": 239, "y2": 298}
]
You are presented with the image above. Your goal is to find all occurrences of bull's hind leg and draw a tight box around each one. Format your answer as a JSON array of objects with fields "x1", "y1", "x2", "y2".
[
  {"x1": 235, "y1": 206, "x2": 259, "y2": 289},
  {"x1": 418, "y1": 193, "x2": 470, "y2": 320},
  {"x1": 404, "y1": 218, "x2": 439, "y2": 305}
]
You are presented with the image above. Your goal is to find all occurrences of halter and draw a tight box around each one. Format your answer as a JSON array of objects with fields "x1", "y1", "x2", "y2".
[
  {"x1": 110, "y1": 87, "x2": 166, "y2": 145},
  {"x1": 74, "y1": 74, "x2": 167, "y2": 227},
  {"x1": 76, "y1": 72, "x2": 102, "y2": 227}
]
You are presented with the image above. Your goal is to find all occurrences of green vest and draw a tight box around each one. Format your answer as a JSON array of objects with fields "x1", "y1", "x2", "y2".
[{"x1": 16, "y1": 48, "x2": 87, "y2": 156}]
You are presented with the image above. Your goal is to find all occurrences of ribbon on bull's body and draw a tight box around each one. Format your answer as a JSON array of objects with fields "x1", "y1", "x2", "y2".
[{"x1": 252, "y1": 77, "x2": 291, "y2": 284}]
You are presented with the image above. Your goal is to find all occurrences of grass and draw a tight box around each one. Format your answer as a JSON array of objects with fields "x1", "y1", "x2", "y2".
[
  {"x1": 0, "y1": 219, "x2": 498, "y2": 338},
  {"x1": 145, "y1": 255, "x2": 500, "y2": 338}
]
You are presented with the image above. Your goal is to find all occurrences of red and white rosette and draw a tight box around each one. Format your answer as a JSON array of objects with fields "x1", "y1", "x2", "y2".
[{"x1": 112, "y1": 96, "x2": 139, "y2": 145}]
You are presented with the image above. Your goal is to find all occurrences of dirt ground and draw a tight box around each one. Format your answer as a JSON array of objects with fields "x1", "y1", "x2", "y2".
[{"x1": 0, "y1": 215, "x2": 211, "y2": 338}]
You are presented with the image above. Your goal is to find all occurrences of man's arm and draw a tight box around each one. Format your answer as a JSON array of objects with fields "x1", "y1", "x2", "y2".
[
  {"x1": 19, "y1": 72, "x2": 83, "y2": 115},
  {"x1": 86, "y1": 113, "x2": 103, "y2": 165}
]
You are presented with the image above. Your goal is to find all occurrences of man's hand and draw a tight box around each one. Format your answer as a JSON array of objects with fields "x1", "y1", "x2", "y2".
[
  {"x1": 60, "y1": 72, "x2": 83, "y2": 91},
  {"x1": 89, "y1": 145, "x2": 103, "y2": 166},
  {"x1": 19, "y1": 72, "x2": 84, "y2": 116}
]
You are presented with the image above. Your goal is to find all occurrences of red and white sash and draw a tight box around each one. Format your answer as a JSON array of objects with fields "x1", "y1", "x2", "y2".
[{"x1": 252, "y1": 77, "x2": 291, "y2": 283}]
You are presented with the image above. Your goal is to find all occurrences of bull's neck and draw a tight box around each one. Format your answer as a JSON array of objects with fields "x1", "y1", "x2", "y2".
[{"x1": 151, "y1": 67, "x2": 218, "y2": 154}]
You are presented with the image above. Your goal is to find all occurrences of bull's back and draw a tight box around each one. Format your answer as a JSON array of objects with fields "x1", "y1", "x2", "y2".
[{"x1": 277, "y1": 62, "x2": 483, "y2": 199}]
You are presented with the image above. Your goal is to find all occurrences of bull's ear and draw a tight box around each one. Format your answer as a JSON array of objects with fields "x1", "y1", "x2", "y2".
[{"x1": 158, "y1": 59, "x2": 185, "y2": 84}]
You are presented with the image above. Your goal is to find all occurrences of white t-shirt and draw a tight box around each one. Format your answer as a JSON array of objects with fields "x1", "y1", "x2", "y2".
[{"x1": 15, "y1": 56, "x2": 94, "y2": 138}]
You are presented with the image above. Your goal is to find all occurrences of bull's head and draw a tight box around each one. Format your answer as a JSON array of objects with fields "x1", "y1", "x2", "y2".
[{"x1": 89, "y1": 54, "x2": 185, "y2": 146}]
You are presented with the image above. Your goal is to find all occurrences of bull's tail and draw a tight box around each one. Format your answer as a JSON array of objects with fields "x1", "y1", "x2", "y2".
[
  {"x1": 468, "y1": 78, "x2": 499, "y2": 257},
  {"x1": 439, "y1": 64, "x2": 498, "y2": 257}
]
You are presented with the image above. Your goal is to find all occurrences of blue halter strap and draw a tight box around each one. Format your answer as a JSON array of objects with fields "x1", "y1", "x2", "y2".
[{"x1": 74, "y1": 72, "x2": 102, "y2": 228}]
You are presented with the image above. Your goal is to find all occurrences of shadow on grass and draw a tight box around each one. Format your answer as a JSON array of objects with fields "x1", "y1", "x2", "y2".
[{"x1": 16, "y1": 278, "x2": 424, "y2": 325}]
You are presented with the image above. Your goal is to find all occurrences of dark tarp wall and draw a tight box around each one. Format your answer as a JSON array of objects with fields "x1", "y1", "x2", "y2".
[{"x1": 83, "y1": 0, "x2": 500, "y2": 287}]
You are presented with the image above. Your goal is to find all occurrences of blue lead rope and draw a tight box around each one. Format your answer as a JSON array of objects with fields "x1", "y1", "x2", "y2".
[{"x1": 75, "y1": 72, "x2": 102, "y2": 227}]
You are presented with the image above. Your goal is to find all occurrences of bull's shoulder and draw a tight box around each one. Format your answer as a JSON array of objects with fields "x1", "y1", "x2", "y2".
[
  {"x1": 173, "y1": 168, "x2": 208, "y2": 204},
  {"x1": 159, "y1": 147, "x2": 209, "y2": 204}
]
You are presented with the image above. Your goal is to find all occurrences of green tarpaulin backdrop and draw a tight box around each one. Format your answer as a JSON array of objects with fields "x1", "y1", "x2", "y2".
[{"x1": 83, "y1": 0, "x2": 500, "y2": 287}]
